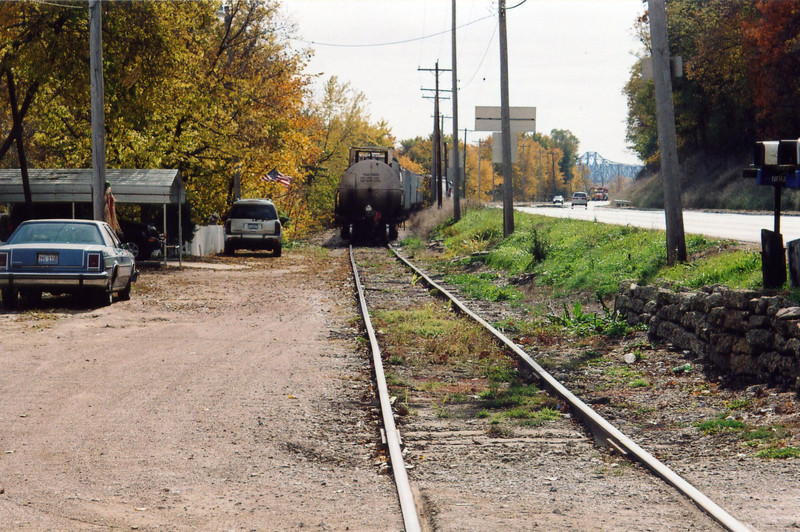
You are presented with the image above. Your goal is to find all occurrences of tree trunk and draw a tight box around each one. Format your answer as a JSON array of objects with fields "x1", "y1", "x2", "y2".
[{"x1": 4, "y1": 68, "x2": 34, "y2": 219}]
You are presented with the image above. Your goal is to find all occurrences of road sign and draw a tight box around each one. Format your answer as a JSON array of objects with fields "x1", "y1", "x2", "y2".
[
  {"x1": 492, "y1": 132, "x2": 517, "y2": 164},
  {"x1": 475, "y1": 106, "x2": 536, "y2": 133}
]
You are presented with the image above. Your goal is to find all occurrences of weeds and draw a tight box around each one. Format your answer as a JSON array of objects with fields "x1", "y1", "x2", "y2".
[
  {"x1": 695, "y1": 414, "x2": 746, "y2": 434},
  {"x1": 399, "y1": 236, "x2": 425, "y2": 250},
  {"x1": 444, "y1": 273, "x2": 523, "y2": 302},
  {"x1": 548, "y1": 301, "x2": 639, "y2": 337},
  {"x1": 757, "y1": 446, "x2": 800, "y2": 459}
]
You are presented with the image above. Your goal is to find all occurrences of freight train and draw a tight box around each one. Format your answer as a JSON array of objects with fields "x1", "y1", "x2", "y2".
[{"x1": 335, "y1": 146, "x2": 424, "y2": 242}]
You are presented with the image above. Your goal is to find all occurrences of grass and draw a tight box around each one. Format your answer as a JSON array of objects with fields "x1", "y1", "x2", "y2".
[
  {"x1": 757, "y1": 446, "x2": 800, "y2": 459},
  {"x1": 398, "y1": 235, "x2": 425, "y2": 250},
  {"x1": 548, "y1": 300, "x2": 642, "y2": 337},
  {"x1": 435, "y1": 208, "x2": 763, "y2": 297},
  {"x1": 371, "y1": 302, "x2": 508, "y2": 371},
  {"x1": 443, "y1": 273, "x2": 523, "y2": 302},
  {"x1": 696, "y1": 416, "x2": 747, "y2": 434},
  {"x1": 694, "y1": 416, "x2": 797, "y2": 458}
]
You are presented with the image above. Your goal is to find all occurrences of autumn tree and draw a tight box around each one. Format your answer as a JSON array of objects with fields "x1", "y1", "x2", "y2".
[
  {"x1": 302, "y1": 76, "x2": 395, "y2": 230},
  {"x1": 0, "y1": 3, "x2": 88, "y2": 216},
  {"x1": 461, "y1": 133, "x2": 566, "y2": 203},
  {"x1": 0, "y1": 1, "x2": 324, "y2": 237}
]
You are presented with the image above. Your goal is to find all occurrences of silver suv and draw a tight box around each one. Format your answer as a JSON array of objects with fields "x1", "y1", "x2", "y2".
[
  {"x1": 571, "y1": 191, "x2": 588, "y2": 209},
  {"x1": 224, "y1": 199, "x2": 282, "y2": 256}
]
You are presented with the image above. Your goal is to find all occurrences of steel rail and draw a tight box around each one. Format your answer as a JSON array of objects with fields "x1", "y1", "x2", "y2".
[
  {"x1": 349, "y1": 246, "x2": 422, "y2": 532},
  {"x1": 389, "y1": 245, "x2": 751, "y2": 532}
]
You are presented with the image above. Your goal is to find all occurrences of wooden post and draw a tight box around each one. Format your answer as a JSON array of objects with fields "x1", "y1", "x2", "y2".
[
  {"x1": 90, "y1": 0, "x2": 106, "y2": 221},
  {"x1": 648, "y1": 0, "x2": 686, "y2": 264},
  {"x1": 498, "y1": 0, "x2": 514, "y2": 236},
  {"x1": 451, "y1": 0, "x2": 460, "y2": 221}
]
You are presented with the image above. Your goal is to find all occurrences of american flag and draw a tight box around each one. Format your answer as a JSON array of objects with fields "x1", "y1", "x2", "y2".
[{"x1": 262, "y1": 168, "x2": 292, "y2": 187}]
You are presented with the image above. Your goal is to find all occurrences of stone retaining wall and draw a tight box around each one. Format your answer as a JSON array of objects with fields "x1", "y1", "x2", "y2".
[{"x1": 615, "y1": 283, "x2": 800, "y2": 389}]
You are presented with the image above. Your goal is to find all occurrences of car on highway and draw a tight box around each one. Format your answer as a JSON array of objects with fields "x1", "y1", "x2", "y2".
[
  {"x1": 571, "y1": 191, "x2": 588, "y2": 208},
  {"x1": 223, "y1": 198, "x2": 283, "y2": 256},
  {"x1": 552, "y1": 195, "x2": 564, "y2": 205},
  {"x1": 0, "y1": 219, "x2": 138, "y2": 308}
]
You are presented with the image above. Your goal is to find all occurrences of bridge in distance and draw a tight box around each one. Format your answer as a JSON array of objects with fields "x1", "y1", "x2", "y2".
[{"x1": 517, "y1": 201, "x2": 800, "y2": 245}]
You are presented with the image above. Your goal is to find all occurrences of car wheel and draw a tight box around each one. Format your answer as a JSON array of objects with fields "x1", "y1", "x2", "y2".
[
  {"x1": 2, "y1": 288, "x2": 18, "y2": 309},
  {"x1": 118, "y1": 278, "x2": 132, "y2": 301},
  {"x1": 128, "y1": 242, "x2": 140, "y2": 259},
  {"x1": 93, "y1": 288, "x2": 113, "y2": 307},
  {"x1": 274, "y1": 242, "x2": 282, "y2": 257},
  {"x1": 224, "y1": 242, "x2": 235, "y2": 256}
]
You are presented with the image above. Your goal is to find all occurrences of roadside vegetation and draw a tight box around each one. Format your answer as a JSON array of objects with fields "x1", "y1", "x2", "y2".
[
  {"x1": 428, "y1": 207, "x2": 762, "y2": 299},
  {"x1": 394, "y1": 206, "x2": 798, "y2": 456}
]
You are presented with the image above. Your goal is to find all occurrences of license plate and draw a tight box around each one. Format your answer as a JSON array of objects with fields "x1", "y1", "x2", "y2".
[
  {"x1": 37, "y1": 253, "x2": 58, "y2": 265},
  {"x1": 246, "y1": 223, "x2": 260, "y2": 230}
]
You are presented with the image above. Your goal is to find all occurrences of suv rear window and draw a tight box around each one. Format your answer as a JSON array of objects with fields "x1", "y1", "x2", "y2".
[{"x1": 229, "y1": 203, "x2": 278, "y2": 220}]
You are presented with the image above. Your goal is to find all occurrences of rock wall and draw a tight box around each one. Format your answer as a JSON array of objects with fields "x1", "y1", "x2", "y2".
[{"x1": 615, "y1": 283, "x2": 800, "y2": 389}]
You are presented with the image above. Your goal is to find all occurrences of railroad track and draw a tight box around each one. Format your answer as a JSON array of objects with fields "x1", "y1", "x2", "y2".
[{"x1": 349, "y1": 245, "x2": 752, "y2": 532}]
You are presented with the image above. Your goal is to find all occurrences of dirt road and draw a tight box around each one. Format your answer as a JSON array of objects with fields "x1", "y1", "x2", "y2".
[{"x1": 0, "y1": 248, "x2": 403, "y2": 530}]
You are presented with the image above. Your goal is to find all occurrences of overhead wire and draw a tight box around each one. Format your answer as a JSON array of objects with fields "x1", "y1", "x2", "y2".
[
  {"x1": 461, "y1": 17, "x2": 498, "y2": 89},
  {"x1": 292, "y1": 13, "x2": 494, "y2": 48}
]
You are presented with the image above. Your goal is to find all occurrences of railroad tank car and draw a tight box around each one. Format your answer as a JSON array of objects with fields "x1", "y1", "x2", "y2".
[{"x1": 335, "y1": 146, "x2": 423, "y2": 242}]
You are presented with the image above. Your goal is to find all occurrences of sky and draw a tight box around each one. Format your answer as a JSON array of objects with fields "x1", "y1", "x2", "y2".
[{"x1": 283, "y1": 0, "x2": 646, "y2": 166}]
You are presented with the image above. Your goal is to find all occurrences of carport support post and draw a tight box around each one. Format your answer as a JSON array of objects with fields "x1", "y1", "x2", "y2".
[
  {"x1": 163, "y1": 204, "x2": 168, "y2": 266},
  {"x1": 178, "y1": 199, "x2": 182, "y2": 267}
]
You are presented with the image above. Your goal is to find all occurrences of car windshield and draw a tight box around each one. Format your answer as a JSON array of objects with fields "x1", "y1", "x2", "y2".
[
  {"x1": 230, "y1": 203, "x2": 277, "y2": 220},
  {"x1": 7, "y1": 222, "x2": 104, "y2": 245}
]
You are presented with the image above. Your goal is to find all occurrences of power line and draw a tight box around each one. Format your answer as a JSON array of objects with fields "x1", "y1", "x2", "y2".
[
  {"x1": 461, "y1": 18, "x2": 498, "y2": 89},
  {"x1": 292, "y1": 14, "x2": 493, "y2": 48}
]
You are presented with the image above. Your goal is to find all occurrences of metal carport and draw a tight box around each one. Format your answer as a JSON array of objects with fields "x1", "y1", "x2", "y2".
[{"x1": 0, "y1": 168, "x2": 185, "y2": 265}]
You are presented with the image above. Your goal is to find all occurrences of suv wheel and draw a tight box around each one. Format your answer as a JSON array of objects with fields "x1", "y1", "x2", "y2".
[
  {"x1": 274, "y1": 242, "x2": 282, "y2": 257},
  {"x1": 224, "y1": 242, "x2": 235, "y2": 256}
]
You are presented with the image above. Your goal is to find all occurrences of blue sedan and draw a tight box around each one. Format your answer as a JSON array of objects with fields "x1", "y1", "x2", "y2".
[{"x1": 0, "y1": 219, "x2": 138, "y2": 308}]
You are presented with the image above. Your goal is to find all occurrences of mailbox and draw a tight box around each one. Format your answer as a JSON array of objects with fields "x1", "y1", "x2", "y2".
[
  {"x1": 754, "y1": 140, "x2": 780, "y2": 167},
  {"x1": 778, "y1": 139, "x2": 800, "y2": 166},
  {"x1": 746, "y1": 139, "x2": 800, "y2": 189}
]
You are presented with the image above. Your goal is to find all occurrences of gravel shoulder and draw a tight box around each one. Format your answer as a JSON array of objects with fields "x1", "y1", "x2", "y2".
[{"x1": 0, "y1": 247, "x2": 402, "y2": 530}]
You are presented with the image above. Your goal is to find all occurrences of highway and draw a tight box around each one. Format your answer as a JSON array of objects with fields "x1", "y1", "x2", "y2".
[{"x1": 516, "y1": 202, "x2": 800, "y2": 245}]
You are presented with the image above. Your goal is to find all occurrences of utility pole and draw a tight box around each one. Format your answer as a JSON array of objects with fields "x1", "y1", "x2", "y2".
[
  {"x1": 477, "y1": 139, "x2": 482, "y2": 202},
  {"x1": 498, "y1": 0, "x2": 514, "y2": 236},
  {"x1": 420, "y1": 62, "x2": 451, "y2": 209},
  {"x1": 463, "y1": 127, "x2": 468, "y2": 198},
  {"x1": 536, "y1": 144, "x2": 542, "y2": 201},
  {"x1": 451, "y1": 0, "x2": 461, "y2": 221},
  {"x1": 434, "y1": 85, "x2": 441, "y2": 207},
  {"x1": 648, "y1": 0, "x2": 686, "y2": 264},
  {"x1": 520, "y1": 140, "x2": 527, "y2": 203},
  {"x1": 89, "y1": 0, "x2": 106, "y2": 221}
]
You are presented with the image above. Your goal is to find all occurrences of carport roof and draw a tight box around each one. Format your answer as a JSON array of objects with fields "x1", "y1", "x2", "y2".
[{"x1": 0, "y1": 168, "x2": 184, "y2": 204}]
